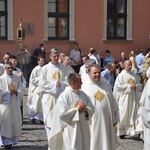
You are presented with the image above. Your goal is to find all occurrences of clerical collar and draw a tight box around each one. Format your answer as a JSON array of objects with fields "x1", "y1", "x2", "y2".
[
  {"x1": 123, "y1": 70, "x2": 131, "y2": 74},
  {"x1": 4, "y1": 72, "x2": 13, "y2": 78},
  {"x1": 50, "y1": 62, "x2": 59, "y2": 67},
  {"x1": 68, "y1": 86, "x2": 79, "y2": 94},
  {"x1": 37, "y1": 65, "x2": 42, "y2": 69},
  {"x1": 89, "y1": 77, "x2": 101, "y2": 85}
]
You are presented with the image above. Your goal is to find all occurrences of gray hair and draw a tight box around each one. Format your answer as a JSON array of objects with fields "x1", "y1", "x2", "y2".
[
  {"x1": 107, "y1": 62, "x2": 116, "y2": 69},
  {"x1": 85, "y1": 59, "x2": 96, "y2": 65},
  {"x1": 49, "y1": 48, "x2": 59, "y2": 55}
]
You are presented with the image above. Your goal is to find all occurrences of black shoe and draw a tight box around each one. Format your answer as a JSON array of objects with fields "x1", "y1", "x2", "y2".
[
  {"x1": 120, "y1": 135, "x2": 126, "y2": 139},
  {"x1": 31, "y1": 119, "x2": 36, "y2": 124},
  {"x1": 40, "y1": 120, "x2": 44, "y2": 125},
  {"x1": 4, "y1": 144, "x2": 12, "y2": 149}
]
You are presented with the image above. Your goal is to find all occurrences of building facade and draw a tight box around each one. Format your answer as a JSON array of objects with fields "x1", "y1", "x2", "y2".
[{"x1": 0, "y1": 0, "x2": 150, "y2": 61}]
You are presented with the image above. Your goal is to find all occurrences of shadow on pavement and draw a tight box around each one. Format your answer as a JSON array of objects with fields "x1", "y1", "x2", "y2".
[{"x1": 1, "y1": 145, "x2": 48, "y2": 150}]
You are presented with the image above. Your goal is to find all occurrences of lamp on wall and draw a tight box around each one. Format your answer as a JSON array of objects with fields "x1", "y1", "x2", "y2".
[
  {"x1": 17, "y1": 17, "x2": 25, "y2": 43},
  {"x1": 17, "y1": 17, "x2": 25, "y2": 70}
]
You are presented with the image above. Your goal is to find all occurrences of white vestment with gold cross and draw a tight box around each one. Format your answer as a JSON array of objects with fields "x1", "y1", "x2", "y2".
[
  {"x1": 82, "y1": 77, "x2": 118, "y2": 150},
  {"x1": 113, "y1": 70, "x2": 141, "y2": 136},
  {"x1": 0, "y1": 73, "x2": 25, "y2": 146},
  {"x1": 37, "y1": 62, "x2": 69, "y2": 128},
  {"x1": 49, "y1": 86, "x2": 95, "y2": 150}
]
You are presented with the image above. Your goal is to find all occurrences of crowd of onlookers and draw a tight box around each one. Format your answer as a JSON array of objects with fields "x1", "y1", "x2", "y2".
[
  {"x1": 0, "y1": 42, "x2": 150, "y2": 150},
  {"x1": 1, "y1": 43, "x2": 149, "y2": 89}
]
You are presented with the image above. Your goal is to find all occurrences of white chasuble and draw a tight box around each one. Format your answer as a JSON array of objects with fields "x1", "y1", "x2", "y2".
[
  {"x1": 49, "y1": 86, "x2": 95, "y2": 150},
  {"x1": 27, "y1": 65, "x2": 43, "y2": 114},
  {"x1": 37, "y1": 62, "x2": 69, "y2": 128},
  {"x1": 136, "y1": 78, "x2": 150, "y2": 150},
  {"x1": 82, "y1": 77, "x2": 118, "y2": 150},
  {"x1": 113, "y1": 70, "x2": 141, "y2": 136},
  {"x1": 0, "y1": 73, "x2": 25, "y2": 140}
]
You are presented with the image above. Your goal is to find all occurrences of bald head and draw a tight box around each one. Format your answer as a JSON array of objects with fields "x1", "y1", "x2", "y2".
[
  {"x1": 124, "y1": 60, "x2": 132, "y2": 71},
  {"x1": 121, "y1": 52, "x2": 125, "y2": 56},
  {"x1": 124, "y1": 60, "x2": 131, "y2": 65}
]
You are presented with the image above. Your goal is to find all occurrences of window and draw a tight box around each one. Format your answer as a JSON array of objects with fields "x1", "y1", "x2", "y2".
[
  {"x1": 107, "y1": 0, "x2": 127, "y2": 39},
  {"x1": 48, "y1": 0, "x2": 69, "y2": 40},
  {"x1": 0, "y1": 0, "x2": 7, "y2": 40}
]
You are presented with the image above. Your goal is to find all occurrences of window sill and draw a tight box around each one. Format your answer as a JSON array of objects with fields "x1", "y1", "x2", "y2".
[
  {"x1": 0, "y1": 39, "x2": 15, "y2": 42},
  {"x1": 102, "y1": 38, "x2": 133, "y2": 42},
  {"x1": 43, "y1": 39, "x2": 76, "y2": 44}
]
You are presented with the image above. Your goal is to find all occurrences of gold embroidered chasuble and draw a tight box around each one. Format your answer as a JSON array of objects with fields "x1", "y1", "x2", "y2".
[
  {"x1": 0, "y1": 73, "x2": 25, "y2": 139},
  {"x1": 113, "y1": 70, "x2": 141, "y2": 136},
  {"x1": 82, "y1": 77, "x2": 118, "y2": 150},
  {"x1": 49, "y1": 86, "x2": 95, "y2": 150},
  {"x1": 37, "y1": 62, "x2": 69, "y2": 128}
]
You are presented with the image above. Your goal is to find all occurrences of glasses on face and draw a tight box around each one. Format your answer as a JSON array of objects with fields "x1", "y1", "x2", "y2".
[
  {"x1": 6, "y1": 67, "x2": 13, "y2": 70},
  {"x1": 51, "y1": 55, "x2": 59, "y2": 58},
  {"x1": 4, "y1": 58, "x2": 9, "y2": 60}
]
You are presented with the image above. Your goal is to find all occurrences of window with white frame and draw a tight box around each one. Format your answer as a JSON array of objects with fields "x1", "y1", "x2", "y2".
[
  {"x1": 47, "y1": 0, "x2": 69, "y2": 40},
  {"x1": 107, "y1": 0, "x2": 127, "y2": 39}
]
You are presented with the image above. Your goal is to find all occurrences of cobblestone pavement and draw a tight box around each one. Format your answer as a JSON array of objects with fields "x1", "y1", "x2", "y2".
[
  {"x1": 116, "y1": 136, "x2": 143, "y2": 150},
  {"x1": 0, "y1": 94, "x2": 144, "y2": 150},
  {"x1": 0, "y1": 95, "x2": 48, "y2": 150}
]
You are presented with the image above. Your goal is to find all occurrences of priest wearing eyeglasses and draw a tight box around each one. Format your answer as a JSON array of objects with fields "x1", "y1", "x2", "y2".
[
  {"x1": 0, "y1": 62, "x2": 25, "y2": 148},
  {"x1": 36, "y1": 48, "x2": 69, "y2": 144}
]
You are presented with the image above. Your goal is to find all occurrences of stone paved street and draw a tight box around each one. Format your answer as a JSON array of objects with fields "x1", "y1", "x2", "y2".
[
  {"x1": 0, "y1": 94, "x2": 144, "y2": 150},
  {"x1": 116, "y1": 136, "x2": 143, "y2": 150}
]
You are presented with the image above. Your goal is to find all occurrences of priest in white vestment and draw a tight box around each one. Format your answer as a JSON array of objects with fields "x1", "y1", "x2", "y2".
[
  {"x1": 136, "y1": 78, "x2": 150, "y2": 150},
  {"x1": 49, "y1": 73, "x2": 95, "y2": 150},
  {"x1": 81, "y1": 59, "x2": 96, "y2": 83},
  {"x1": 79, "y1": 55, "x2": 89, "y2": 76},
  {"x1": 9, "y1": 55, "x2": 26, "y2": 88},
  {"x1": 9, "y1": 55, "x2": 26, "y2": 120},
  {"x1": 63, "y1": 55, "x2": 75, "y2": 76},
  {"x1": 27, "y1": 56, "x2": 45, "y2": 123},
  {"x1": 37, "y1": 48, "x2": 69, "y2": 142},
  {"x1": 82, "y1": 64, "x2": 119, "y2": 150},
  {"x1": 113, "y1": 60, "x2": 141, "y2": 138},
  {"x1": 0, "y1": 62, "x2": 25, "y2": 148}
]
